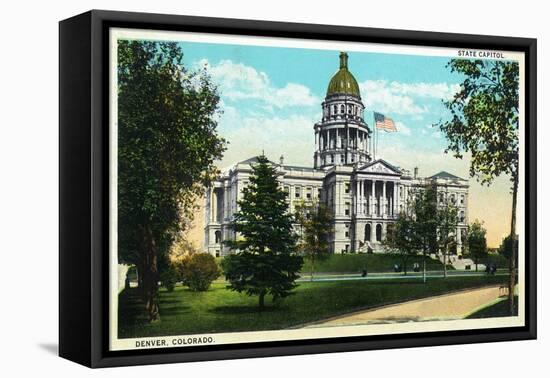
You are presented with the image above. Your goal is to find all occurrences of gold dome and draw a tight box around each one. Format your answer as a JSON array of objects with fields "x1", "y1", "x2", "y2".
[{"x1": 326, "y1": 52, "x2": 361, "y2": 98}]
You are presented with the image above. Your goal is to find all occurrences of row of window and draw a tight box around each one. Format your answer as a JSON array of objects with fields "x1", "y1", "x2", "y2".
[
  {"x1": 283, "y1": 185, "x2": 322, "y2": 200},
  {"x1": 323, "y1": 103, "x2": 363, "y2": 117},
  {"x1": 322, "y1": 153, "x2": 364, "y2": 165},
  {"x1": 439, "y1": 192, "x2": 466, "y2": 205},
  {"x1": 397, "y1": 187, "x2": 466, "y2": 206}
]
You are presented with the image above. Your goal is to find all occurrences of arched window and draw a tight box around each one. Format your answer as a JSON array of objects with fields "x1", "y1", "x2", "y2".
[
  {"x1": 340, "y1": 104, "x2": 345, "y2": 114},
  {"x1": 214, "y1": 230, "x2": 221, "y2": 243},
  {"x1": 365, "y1": 224, "x2": 371, "y2": 241},
  {"x1": 332, "y1": 105, "x2": 337, "y2": 115},
  {"x1": 376, "y1": 224, "x2": 382, "y2": 242}
]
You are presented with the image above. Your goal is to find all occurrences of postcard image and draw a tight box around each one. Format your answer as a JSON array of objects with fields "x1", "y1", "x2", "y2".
[{"x1": 108, "y1": 28, "x2": 525, "y2": 351}]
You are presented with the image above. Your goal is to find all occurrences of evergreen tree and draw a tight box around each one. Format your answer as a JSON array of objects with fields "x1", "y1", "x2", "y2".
[{"x1": 222, "y1": 155, "x2": 303, "y2": 309}]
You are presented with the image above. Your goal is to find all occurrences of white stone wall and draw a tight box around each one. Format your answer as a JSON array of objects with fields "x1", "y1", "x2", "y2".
[{"x1": 118, "y1": 264, "x2": 130, "y2": 293}]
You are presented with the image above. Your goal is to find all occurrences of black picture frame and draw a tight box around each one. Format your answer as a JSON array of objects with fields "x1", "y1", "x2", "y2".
[{"x1": 59, "y1": 9, "x2": 537, "y2": 368}]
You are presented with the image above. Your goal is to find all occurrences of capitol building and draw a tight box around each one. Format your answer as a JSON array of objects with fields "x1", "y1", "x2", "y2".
[{"x1": 204, "y1": 52, "x2": 469, "y2": 257}]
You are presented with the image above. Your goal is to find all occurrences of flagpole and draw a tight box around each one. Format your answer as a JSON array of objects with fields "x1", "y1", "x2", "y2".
[{"x1": 372, "y1": 111, "x2": 376, "y2": 160}]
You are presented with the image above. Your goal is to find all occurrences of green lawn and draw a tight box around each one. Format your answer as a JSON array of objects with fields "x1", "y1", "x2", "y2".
[
  {"x1": 119, "y1": 275, "x2": 507, "y2": 338},
  {"x1": 300, "y1": 253, "x2": 451, "y2": 274},
  {"x1": 466, "y1": 296, "x2": 518, "y2": 319}
]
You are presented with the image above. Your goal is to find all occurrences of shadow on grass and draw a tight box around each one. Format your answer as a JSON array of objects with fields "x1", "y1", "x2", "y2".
[
  {"x1": 155, "y1": 305, "x2": 192, "y2": 317},
  {"x1": 366, "y1": 280, "x2": 427, "y2": 286},
  {"x1": 210, "y1": 305, "x2": 283, "y2": 315},
  {"x1": 467, "y1": 296, "x2": 518, "y2": 319}
]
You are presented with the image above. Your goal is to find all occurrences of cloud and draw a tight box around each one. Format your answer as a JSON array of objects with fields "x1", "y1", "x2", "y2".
[
  {"x1": 217, "y1": 109, "x2": 315, "y2": 169},
  {"x1": 359, "y1": 80, "x2": 460, "y2": 115},
  {"x1": 198, "y1": 59, "x2": 319, "y2": 108},
  {"x1": 389, "y1": 82, "x2": 460, "y2": 100},
  {"x1": 360, "y1": 80, "x2": 425, "y2": 115},
  {"x1": 395, "y1": 121, "x2": 411, "y2": 135}
]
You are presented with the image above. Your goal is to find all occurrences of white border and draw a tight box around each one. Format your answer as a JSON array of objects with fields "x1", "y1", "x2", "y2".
[{"x1": 108, "y1": 27, "x2": 526, "y2": 352}]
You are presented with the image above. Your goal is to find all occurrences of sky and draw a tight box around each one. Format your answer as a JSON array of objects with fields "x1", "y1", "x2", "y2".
[{"x1": 173, "y1": 40, "x2": 514, "y2": 248}]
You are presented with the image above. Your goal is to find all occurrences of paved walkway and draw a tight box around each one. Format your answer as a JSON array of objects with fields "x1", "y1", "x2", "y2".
[{"x1": 303, "y1": 285, "x2": 504, "y2": 328}]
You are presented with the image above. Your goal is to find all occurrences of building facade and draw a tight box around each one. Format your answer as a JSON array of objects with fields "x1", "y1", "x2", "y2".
[{"x1": 204, "y1": 52, "x2": 469, "y2": 257}]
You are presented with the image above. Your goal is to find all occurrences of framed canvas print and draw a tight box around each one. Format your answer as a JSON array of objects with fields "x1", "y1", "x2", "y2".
[{"x1": 59, "y1": 10, "x2": 537, "y2": 368}]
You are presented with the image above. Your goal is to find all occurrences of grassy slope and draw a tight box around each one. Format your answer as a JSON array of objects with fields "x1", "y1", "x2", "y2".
[
  {"x1": 300, "y1": 253, "x2": 451, "y2": 274},
  {"x1": 119, "y1": 275, "x2": 507, "y2": 338}
]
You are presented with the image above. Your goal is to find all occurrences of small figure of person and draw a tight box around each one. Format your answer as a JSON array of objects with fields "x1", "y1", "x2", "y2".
[{"x1": 361, "y1": 269, "x2": 368, "y2": 277}]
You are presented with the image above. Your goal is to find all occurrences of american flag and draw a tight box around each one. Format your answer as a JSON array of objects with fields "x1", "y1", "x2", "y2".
[{"x1": 374, "y1": 112, "x2": 397, "y2": 132}]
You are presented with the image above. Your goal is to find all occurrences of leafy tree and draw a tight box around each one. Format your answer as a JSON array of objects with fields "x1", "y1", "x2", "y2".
[
  {"x1": 412, "y1": 186, "x2": 439, "y2": 283},
  {"x1": 117, "y1": 41, "x2": 226, "y2": 321},
  {"x1": 437, "y1": 201, "x2": 459, "y2": 278},
  {"x1": 222, "y1": 155, "x2": 303, "y2": 309},
  {"x1": 383, "y1": 211, "x2": 419, "y2": 275},
  {"x1": 437, "y1": 59, "x2": 519, "y2": 314},
  {"x1": 179, "y1": 253, "x2": 221, "y2": 291},
  {"x1": 295, "y1": 200, "x2": 333, "y2": 281},
  {"x1": 499, "y1": 234, "x2": 519, "y2": 268},
  {"x1": 158, "y1": 259, "x2": 180, "y2": 292},
  {"x1": 468, "y1": 220, "x2": 488, "y2": 271}
]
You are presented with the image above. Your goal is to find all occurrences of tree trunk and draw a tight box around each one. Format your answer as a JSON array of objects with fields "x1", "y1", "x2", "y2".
[
  {"x1": 443, "y1": 248, "x2": 447, "y2": 278},
  {"x1": 142, "y1": 226, "x2": 160, "y2": 322},
  {"x1": 423, "y1": 254, "x2": 427, "y2": 283},
  {"x1": 259, "y1": 290, "x2": 266, "y2": 310},
  {"x1": 311, "y1": 255, "x2": 315, "y2": 282},
  {"x1": 136, "y1": 262, "x2": 144, "y2": 290},
  {"x1": 403, "y1": 257, "x2": 408, "y2": 276},
  {"x1": 509, "y1": 175, "x2": 518, "y2": 316}
]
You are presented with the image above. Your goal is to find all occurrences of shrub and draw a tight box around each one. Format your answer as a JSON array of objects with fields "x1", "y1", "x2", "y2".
[
  {"x1": 180, "y1": 253, "x2": 221, "y2": 291},
  {"x1": 160, "y1": 264, "x2": 180, "y2": 292}
]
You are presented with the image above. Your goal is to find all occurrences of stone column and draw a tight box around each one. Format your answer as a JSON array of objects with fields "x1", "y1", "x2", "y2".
[
  {"x1": 382, "y1": 181, "x2": 387, "y2": 217},
  {"x1": 206, "y1": 188, "x2": 211, "y2": 222},
  {"x1": 394, "y1": 184, "x2": 399, "y2": 216},
  {"x1": 361, "y1": 180, "x2": 367, "y2": 214},
  {"x1": 214, "y1": 188, "x2": 218, "y2": 222},
  {"x1": 371, "y1": 180, "x2": 375, "y2": 216},
  {"x1": 356, "y1": 180, "x2": 360, "y2": 215},
  {"x1": 355, "y1": 178, "x2": 359, "y2": 215},
  {"x1": 315, "y1": 130, "x2": 319, "y2": 151}
]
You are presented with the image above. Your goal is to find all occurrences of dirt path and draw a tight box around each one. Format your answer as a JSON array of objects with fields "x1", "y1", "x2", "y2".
[{"x1": 303, "y1": 285, "x2": 505, "y2": 328}]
